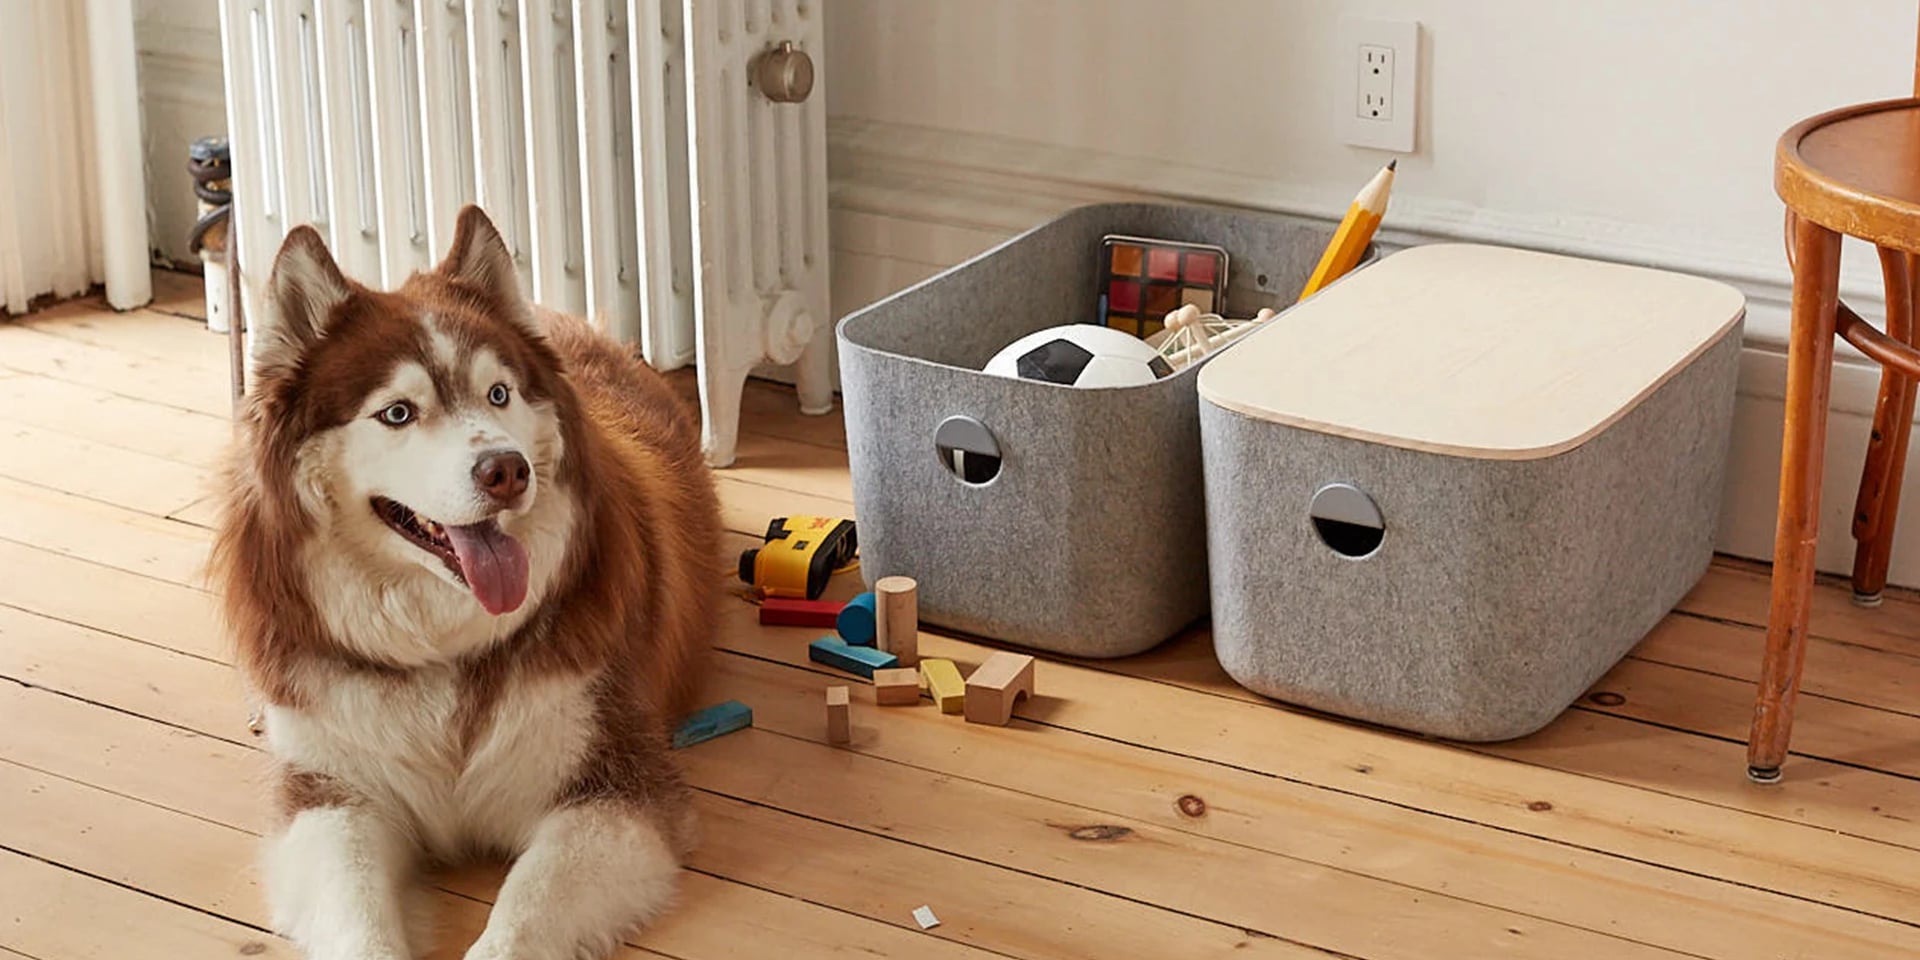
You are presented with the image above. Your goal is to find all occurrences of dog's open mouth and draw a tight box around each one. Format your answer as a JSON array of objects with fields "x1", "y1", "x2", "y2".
[
  {"x1": 371, "y1": 496, "x2": 531, "y2": 616},
  {"x1": 373, "y1": 496, "x2": 464, "y2": 581}
]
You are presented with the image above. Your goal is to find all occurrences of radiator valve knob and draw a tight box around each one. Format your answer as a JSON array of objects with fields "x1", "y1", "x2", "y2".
[
  {"x1": 754, "y1": 40, "x2": 813, "y2": 103},
  {"x1": 762, "y1": 290, "x2": 814, "y2": 365}
]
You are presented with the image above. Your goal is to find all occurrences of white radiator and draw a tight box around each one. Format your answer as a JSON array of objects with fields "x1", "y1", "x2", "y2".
[
  {"x1": 217, "y1": 0, "x2": 832, "y2": 467},
  {"x1": 0, "y1": 0, "x2": 152, "y2": 316}
]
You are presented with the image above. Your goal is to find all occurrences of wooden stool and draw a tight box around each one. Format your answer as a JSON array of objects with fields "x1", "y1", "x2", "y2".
[{"x1": 1750, "y1": 80, "x2": 1920, "y2": 782}]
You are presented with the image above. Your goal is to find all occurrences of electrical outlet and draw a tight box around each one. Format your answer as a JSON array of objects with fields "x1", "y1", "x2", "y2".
[
  {"x1": 1336, "y1": 18, "x2": 1418, "y2": 153},
  {"x1": 1358, "y1": 45, "x2": 1393, "y2": 121}
]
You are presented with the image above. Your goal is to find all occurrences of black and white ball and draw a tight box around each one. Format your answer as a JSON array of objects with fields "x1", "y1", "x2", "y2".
[{"x1": 983, "y1": 324, "x2": 1174, "y2": 387}]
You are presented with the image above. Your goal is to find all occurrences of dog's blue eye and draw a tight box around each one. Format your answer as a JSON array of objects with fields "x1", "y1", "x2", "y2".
[
  {"x1": 488, "y1": 383, "x2": 510, "y2": 407},
  {"x1": 377, "y1": 401, "x2": 415, "y2": 426}
]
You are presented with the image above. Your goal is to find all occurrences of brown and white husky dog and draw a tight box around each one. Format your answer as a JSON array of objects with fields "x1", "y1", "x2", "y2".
[{"x1": 211, "y1": 204, "x2": 721, "y2": 960}]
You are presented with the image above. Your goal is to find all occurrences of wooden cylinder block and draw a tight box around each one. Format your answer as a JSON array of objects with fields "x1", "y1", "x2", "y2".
[{"x1": 875, "y1": 575, "x2": 919, "y2": 667}]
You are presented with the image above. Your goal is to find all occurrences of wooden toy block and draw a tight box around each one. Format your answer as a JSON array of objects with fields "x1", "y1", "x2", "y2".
[
  {"x1": 760, "y1": 597, "x2": 844, "y2": 628},
  {"x1": 808, "y1": 636, "x2": 898, "y2": 678},
  {"x1": 964, "y1": 652, "x2": 1036, "y2": 725},
  {"x1": 837, "y1": 592, "x2": 877, "y2": 646},
  {"x1": 920, "y1": 658, "x2": 966, "y2": 714},
  {"x1": 826, "y1": 686, "x2": 851, "y2": 744},
  {"x1": 875, "y1": 575, "x2": 920, "y2": 667},
  {"x1": 872, "y1": 667, "x2": 921, "y2": 706},
  {"x1": 672, "y1": 699, "x2": 753, "y2": 749}
]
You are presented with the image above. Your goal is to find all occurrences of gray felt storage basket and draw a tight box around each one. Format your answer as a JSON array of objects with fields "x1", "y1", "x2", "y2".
[
  {"x1": 1198, "y1": 243, "x2": 1746, "y2": 741},
  {"x1": 837, "y1": 202, "x2": 1361, "y2": 657}
]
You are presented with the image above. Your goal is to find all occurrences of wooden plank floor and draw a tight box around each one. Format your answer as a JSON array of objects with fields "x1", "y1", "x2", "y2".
[{"x1": 4, "y1": 271, "x2": 1919, "y2": 959}]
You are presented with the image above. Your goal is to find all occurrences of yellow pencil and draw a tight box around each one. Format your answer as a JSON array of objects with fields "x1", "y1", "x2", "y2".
[{"x1": 1297, "y1": 159, "x2": 1396, "y2": 302}]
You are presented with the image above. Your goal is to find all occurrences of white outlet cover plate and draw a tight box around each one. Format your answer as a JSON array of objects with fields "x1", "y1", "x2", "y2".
[{"x1": 1336, "y1": 17, "x2": 1419, "y2": 153}]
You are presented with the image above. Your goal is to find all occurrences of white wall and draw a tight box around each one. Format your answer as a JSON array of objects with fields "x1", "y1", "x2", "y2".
[
  {"x1": 827, "y1": 0, "x2": 1917, "y2": 321},
  {"x1": 821, "y1": 0, "x2": 1920, "y2": 585},
  {"x1": 133, "y1": 0, "x2": 226, "y2": 270}
]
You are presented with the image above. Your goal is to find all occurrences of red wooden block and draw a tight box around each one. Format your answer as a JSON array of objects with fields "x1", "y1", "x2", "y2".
[{"x1": 759, "y1": 598, "x2": 845, "y2": 628}]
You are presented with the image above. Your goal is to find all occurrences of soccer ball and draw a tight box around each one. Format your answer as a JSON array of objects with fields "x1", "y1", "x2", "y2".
[{"x1": 982, "y1": 324, "x2": 1174, "y2": 387}]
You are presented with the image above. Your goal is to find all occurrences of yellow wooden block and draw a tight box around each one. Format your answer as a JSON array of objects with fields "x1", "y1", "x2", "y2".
[{"x1": 920, "y1": 658, "x2": 966, "y2": 714}]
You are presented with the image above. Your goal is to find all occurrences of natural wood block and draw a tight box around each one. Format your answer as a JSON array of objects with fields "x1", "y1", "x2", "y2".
[
  {"x1": 875, "y1": 575, "x2": 919, "y2": 667},
  {"x1": 872, "y1": 667, "x2": 921, "y2": 706},
  {"x1": 826, "y1": 685, "x2": 850, "y2": 744},
  {"x1": 919, "y1": 658, "x2": 966, "y2": 714},
  {"x1": 964, "y1": 652, "x2": 1035, "y2": 726}
]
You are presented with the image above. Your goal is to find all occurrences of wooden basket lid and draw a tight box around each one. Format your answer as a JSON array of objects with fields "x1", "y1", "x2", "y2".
[{"x1": 1197, "y1": 243, "x2": 1745, "y2": 460}]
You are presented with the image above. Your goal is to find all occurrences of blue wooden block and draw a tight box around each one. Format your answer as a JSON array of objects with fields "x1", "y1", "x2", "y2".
[
  {"x1": 673, "y1": 699, "x2": 753, "y2": 749},
  {"x1": 809, "y1": 635, "x2": 897, "y2": 678},
  {"x1": 837, "y1": 592, "x2": 877, "y2": 646}
]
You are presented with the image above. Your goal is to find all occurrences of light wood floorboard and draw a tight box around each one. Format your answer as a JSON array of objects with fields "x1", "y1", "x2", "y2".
[{"x1": 4, "y1": 273, "x2": 1916, "y2": 958}]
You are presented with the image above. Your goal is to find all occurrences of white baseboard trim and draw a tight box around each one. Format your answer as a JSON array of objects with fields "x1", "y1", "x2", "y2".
[{"x1": 825, "y1": 118, "x2": 1920, "y2": 588}]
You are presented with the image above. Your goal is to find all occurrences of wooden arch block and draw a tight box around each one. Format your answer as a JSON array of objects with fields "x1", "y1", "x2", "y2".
[{"x1": 964, "y1": 652, "x2": 1035, "y2": 725}]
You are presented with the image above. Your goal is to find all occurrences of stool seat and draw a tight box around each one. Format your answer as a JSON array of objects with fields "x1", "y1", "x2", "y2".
[{"x1": 1778, "y1": 98, "x2": 1920, "y2": 251}]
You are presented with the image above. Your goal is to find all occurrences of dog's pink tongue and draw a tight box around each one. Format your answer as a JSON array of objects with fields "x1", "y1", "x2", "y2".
[{"x1": 444, "y1": 520, "x2": 529, "y2": 616}]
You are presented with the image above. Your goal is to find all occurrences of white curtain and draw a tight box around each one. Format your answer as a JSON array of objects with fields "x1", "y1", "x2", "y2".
[{"x1": 0, "y1": 0, "x2": 151, "y2": 315}]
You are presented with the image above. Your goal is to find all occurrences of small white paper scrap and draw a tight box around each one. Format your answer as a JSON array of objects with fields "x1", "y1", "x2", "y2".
[{"x1": 912, "y1": 905, "x2": 940, "y2": 930}]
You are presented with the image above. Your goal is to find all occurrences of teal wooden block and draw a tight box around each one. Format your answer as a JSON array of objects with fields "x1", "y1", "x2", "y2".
[
  {"x1": 809, "y1": 635, "x2": 897, "y2": 678},
  {"x1": 673, "y1": 699, "x2": 753, "y2": 749},
  {"x1": 838, "y1": 591, "x2": 877, "y2": 646}
]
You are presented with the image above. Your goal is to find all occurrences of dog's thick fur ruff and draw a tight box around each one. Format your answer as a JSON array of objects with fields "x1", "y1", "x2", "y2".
[{"x1": 211, "y1": 205, "x2": 720, "y2": 960}]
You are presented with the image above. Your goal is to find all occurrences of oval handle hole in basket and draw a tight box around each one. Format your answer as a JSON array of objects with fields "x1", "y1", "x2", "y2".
[
  {"x1": 935, "y1": 415, "x2": 1001, "y2": 485},
  {"x1": 1310, "y1": 482, "x2": 1384, "y2": 559}
]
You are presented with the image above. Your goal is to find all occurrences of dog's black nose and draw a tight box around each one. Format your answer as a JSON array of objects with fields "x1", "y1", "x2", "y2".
[{"x1": 473, "y1": 450, "x2": 531, "y2": 505}]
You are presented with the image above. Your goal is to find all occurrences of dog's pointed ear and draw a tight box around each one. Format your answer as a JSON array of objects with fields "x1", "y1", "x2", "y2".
[
  {"x1": 437, "y1": 205, "x2": 536, "y2": 334},
  {"x1": 257, "y1": 225, "x2": 352, "y2": 371}
]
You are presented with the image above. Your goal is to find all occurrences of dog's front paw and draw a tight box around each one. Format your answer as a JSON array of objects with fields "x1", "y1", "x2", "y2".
[
  {"x1": 461, "y1": 940, "x2": 508, "y2": 960},
  {"x1": 302, "y1": 947, "x2": 409, "y2": 960},
  {"x1": 465, "y1": 930, "x2": 620, "y2": 960},
  {"x1": 462, "y1": 934, "x2": 541, "y2": 960}
]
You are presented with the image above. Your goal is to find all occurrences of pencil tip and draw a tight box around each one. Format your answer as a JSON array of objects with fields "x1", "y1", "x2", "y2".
[{"x1": 1387, "y1": 159, "x2": 1397, "y2": 171}]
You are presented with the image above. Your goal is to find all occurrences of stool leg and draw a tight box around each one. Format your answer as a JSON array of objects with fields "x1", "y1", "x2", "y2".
[
  {"x1": 1748, "y1": 217, "x2": 1843, "y2": 784},
  {"x1": 1850, "y1": 248, "x2": 1918, "y2": 603}
]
